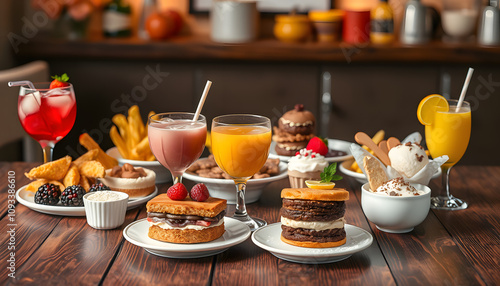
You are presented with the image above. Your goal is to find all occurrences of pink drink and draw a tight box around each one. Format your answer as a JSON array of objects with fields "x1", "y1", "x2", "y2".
[
  {"x1": 148, "y1": 120, "x2": 207, "y2": 178},
  {"x1": 18, "y1": 90, "x2": 77, "y2": 147}
]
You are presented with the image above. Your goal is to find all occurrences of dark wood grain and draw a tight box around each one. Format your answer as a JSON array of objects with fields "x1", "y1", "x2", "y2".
[
  {"x1": 0, "y1": 162, "x2": 36, "y2": 218},
  {"x1": 347, "y1": 167, "x2": 491, "y2": 286},
  {"x1": 102, "y1": 207, "x2": 214, "y2": 286},
  {"x1": 17, "y1": 36, "x2": 500, "y2": 64},
  {"x1": 430, "y1": 166, "x2": 500, "y2": 285},
  {"x1": 2, "y1": 162, "x2": 499, "y2": 284},
  {"x1": 11, "y1": 208, "x2": 140, "y2": 285}
]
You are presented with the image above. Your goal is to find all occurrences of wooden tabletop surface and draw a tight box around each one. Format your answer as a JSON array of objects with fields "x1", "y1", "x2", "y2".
[{"x1": 1, "y1": 162, "x2": 499, "y2": 285}]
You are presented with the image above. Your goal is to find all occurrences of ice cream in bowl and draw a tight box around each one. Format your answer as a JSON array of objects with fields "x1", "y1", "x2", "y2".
[{"x1": 361, "y1": 156, "x2": 431, "y2": 233}]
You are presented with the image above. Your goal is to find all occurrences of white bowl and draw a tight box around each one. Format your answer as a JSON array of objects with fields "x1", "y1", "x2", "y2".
[
  {"x1": 340, "y1": 159, "x2": 442, "y2": 184},
  {"x1": 83, "y1": 191, "x2": 129, "y2": 230},
  {"x1": 183, "y1": 161, "x2": 288, "y2": 204},
  {"x1": 106, "y1": 147, "x2": 171, "y2": 183},
  {"x1": 361, "y1": 182, "x2": 431, "y2": 233}
]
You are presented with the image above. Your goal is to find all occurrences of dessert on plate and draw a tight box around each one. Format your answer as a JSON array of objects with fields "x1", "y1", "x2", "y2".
[
  {"x1": 280, "y1": 187, "x2": 349, "y2": 248},
  {"x1": 146, "y1": 193, "x2": 227, "y2": 243},
  {"x1": 100, "y1": 163, "x2": 156, "y2": 198},
  {"x1": 272, "y1": 104, "x2": 316, "y2": 156},
  {"x1": 288, "y1": 148, "x2": 328, "y2": 188}
]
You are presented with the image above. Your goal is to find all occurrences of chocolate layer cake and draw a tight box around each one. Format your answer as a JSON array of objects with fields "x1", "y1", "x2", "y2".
[{"x1": 280, "y1": 188, "x2": 349, "y2": 248}]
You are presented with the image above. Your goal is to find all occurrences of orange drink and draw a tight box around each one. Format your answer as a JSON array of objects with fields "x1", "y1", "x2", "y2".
[
  {"x1": 211, "y1": 126, "x2": 271, "y2": 179},
  {"x1": 211, "y1": 114, "x2": 272, "y2": 230},
  {"x1": 425, "y1": 104, "x2": 471, "y2": 168}
]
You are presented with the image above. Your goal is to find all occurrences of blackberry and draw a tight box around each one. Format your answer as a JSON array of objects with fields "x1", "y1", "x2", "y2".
[
  {"x1": 61, "y1": 185, "x2": 86, "y2": 206},
  {"x1": 88, "y1": 183, "x2": 111, "y2": 193},
  {"x1": 35, "y1": 183, "x2": 61, "y2": 205}
]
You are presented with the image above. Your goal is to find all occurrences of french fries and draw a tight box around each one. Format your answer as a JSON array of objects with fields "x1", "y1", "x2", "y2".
[
  {"x1": 79, "y1": 133, "x2": 118, "y2": 169},
  {"x1": 110, "y1": 105, "x2": 156, "y2": 161}
]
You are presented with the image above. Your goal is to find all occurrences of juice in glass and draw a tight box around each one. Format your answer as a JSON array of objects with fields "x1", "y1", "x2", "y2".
[
  {"x1": 18, "y1": 89, "x2": 77, "y2": 146},
  {"x1": 211, "y1": 126, "x2": 272, "y2": 179},
  {"x1": 148, "y1": 120, "x2": 207, "y2": 178},
  {"x1": 425, "y1": 104, "x2": 471, "y2": 168}
]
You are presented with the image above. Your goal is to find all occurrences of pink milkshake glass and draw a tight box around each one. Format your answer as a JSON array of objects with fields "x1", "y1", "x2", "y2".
[{"x1": 148, "y1": 112, "x2": 207, "y2": 184}]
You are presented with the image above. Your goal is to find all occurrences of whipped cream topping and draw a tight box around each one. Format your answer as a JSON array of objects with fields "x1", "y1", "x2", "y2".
[
  {"x1": 277, "y1": 143, "x2": 303, "y2": 151},
  {"x1": 149, "y1": 218, "x2": 224, "y2": 230},
  {"x1": 281, "y1": 217, "x2": 345, "y2": 231},
  {"x1": 280, "y1": 118, "x2": 313, "y2": 127},
  {"x1": 288, "y1": 148, "x2": 328, "y2": 173},
  {"x1": 374, "y1": 177, "x2": 425, "y2": 196}
]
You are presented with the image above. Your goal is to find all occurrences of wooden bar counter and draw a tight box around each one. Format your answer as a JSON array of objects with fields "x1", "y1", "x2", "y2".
[{"x1": 1, "y1": 162, "x2": 499, "y2": 285}]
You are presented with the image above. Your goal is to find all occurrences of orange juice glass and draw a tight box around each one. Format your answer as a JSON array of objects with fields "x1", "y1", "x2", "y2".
[
  {"x1": 425, "y1": 99, "x2": 471, "y2": 210},
  {"x1": 211, "y1": 114, "x2": 271, "y2": 230}
]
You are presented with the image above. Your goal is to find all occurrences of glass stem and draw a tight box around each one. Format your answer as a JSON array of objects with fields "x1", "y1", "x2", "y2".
[
  {"x1": 172, "y1": 175, "x2": 182, "y2": 185},
  {"x1": 440, "y1": 165, "x2": 452, "y2": 199},
  {"x1": 42, "y1": 145, "x2": 53, "y2": 163},
  {"x1": 234, "y1": 183, "x2": 248, "y2": 218}
]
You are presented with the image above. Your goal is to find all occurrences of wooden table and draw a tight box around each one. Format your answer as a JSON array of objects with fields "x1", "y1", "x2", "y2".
[{"x1": 1, "y1": 162, "x2": 499, "y2": 285}]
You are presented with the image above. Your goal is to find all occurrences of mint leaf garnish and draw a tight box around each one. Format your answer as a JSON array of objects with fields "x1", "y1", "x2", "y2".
[{"x1": 320, "y1": 162, "x2": 343, "y2": 183}]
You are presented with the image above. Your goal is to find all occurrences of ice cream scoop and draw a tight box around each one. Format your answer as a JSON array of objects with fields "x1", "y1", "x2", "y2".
[
  {"x1": 374, "y1": 177, "x2": 425, "y2": 196},
  {"x1": 388, "y1": 143, "x2": 429, "y2": 178}
]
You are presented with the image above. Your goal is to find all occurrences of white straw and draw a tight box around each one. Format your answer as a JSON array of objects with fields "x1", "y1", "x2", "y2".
[
  {"x1": 8, "y1": 80, "x2": 35, "y2": 90},
  {"x1": 456, "y1": 68, "x2": 474, "y2": 112},
  {"x1": 193, "y1": 80, "x2": 212, "y2": 122}
]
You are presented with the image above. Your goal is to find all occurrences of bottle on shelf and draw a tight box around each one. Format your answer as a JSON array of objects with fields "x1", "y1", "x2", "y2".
[
  {"x1": 370, "y1": 0, "x2": 394, "y2": 45},
  {"x1": 103, "y1": 0, "x2": 132, "y2": 38}
]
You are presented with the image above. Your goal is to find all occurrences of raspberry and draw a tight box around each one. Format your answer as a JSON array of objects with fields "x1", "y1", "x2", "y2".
[
  {"x1": 167, "y1": 183, "x2": 188, "y2": 200},
  {"x1": 190, "y1": 183, "x2": 210, "y2": 202}
]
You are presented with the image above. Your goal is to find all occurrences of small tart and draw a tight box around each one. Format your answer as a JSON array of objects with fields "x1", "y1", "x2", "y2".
[{"x1": 101, "y1": 167, "x2": 156, "y2": 198}]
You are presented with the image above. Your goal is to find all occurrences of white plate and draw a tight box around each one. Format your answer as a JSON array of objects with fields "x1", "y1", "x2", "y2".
[
  {"x1": 252, "y1": 223, "x2": 373, "y2": 264},
  {"x1": 269, "y1": 139, "x2": 353, "y2": 163},
  {"x1": 123, "y1": 218, "x2": 251, "y2": 258},
  {"x1": 339, "y1": 159, "x2": 442, "y2": 184},
  {"x1": 16, "y1": 185, "x2": 158, "y2": 216},
  {"x1": 183, "y1": 161, "x2": 288, "y2": 204}
]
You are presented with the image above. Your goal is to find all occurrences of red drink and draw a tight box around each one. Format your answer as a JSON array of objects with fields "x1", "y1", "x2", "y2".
[
  {"x1": 18, "y1": 89, "x2": 77, "y2": 147},
  {"x1": 148, "y1": 119, "x2": 207, "y2": 179}
]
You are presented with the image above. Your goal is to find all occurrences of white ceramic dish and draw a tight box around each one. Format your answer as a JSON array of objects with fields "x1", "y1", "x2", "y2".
[
  {"x1": 123, "y1": 218, "x2": 251, "y2": 258},
  {"x1": 269, "y1": 139, "x2": 353, "y2": 163},
  {"x1": 183, "y1": 161, "x2": 288, "y2": 204},
  {"x1": 339, "y1": 159, "x2": 442, "y2": 184},
  {"x1": 16, "y1": 185, "x2": 158, "y2": 216},
  {"x1": 106, "y1": 147, "x2": 172, "y2": 183},
  {"x1": 252, "y1": 223, "x2": 373, "y2": 264},
  {"x1": 361, "y1": 183, "x2": 431, "y2": 233},
  {"x1": 84, "y1": 191, "x2": 129, "y2": 229}
]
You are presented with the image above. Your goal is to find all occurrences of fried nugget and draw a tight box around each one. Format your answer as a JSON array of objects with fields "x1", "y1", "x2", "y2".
[
  {"x1": 26, "y1": 179, "x2": 48, "y2": 192},
  {"x1": 78, "y1": 160, "x2": 105, "y2": 178},
  {"x1": 73, "y1": 149, "x2": 99, "y2": 167},
  {"x1": 63, "y1": 164, "x2": 80, "y2": 188},
  {"x1": 80, "y1": 175, "x2": 91, "y2": 191},
  {"x1": 25, "y1": 156, "x2": 72, "y2": 181}
]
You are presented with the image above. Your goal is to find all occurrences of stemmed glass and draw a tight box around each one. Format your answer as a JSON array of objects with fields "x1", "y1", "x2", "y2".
[
  {"x1": 148, "y1": 112, "x2": 207, "y2": 184},
  {"x1": 17, "y1": 83, "x2": 77, "y2": 162},
  {"x1": 211, "y1": 114, "x2": 272, "y2": 231},
  {"x1": 425, "y1": 99, "x2": 471, "y2": 210}
]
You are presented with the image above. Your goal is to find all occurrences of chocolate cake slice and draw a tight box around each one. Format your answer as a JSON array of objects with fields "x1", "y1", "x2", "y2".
[{"x1": 280, "y1": 188, "x2": 349, "y2": 248}]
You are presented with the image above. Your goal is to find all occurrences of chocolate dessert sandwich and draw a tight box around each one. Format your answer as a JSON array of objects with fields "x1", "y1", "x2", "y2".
[
  {"x1": 280, "y1": 188, "x2": 349, "y2": 248},
  {"x1": 272, "y1": 104, "x2": 316, "y2": 156},
  {"x1": 146, "y1": 194, "x2": 227, "y2": 243}
]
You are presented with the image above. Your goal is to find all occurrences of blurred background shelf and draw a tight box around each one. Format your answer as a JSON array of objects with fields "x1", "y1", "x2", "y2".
[{"x1": 17, "y1": 36, "x2": 500, "y2": 64}]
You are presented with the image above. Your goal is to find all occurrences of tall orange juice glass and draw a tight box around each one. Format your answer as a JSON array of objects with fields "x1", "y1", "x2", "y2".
[
  {"x1": 211, "y1": 114, "x2": 271, "y2": 230},
  {"x1": 425, "y1": 99, "x2": 471, "y2": 210}
]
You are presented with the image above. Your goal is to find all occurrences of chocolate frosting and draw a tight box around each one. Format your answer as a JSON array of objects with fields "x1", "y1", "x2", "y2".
[{"x1": 109, "y1": 163, "x2": 147, "y2": 179}]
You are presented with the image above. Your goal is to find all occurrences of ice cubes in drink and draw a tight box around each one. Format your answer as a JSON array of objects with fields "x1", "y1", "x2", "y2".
[
  {"x1": 45, "y1": 93, "x2": 75, "y2": 118},
  {"x1": 19, "y1": 91, "x2": 41, "y2": 120}
]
